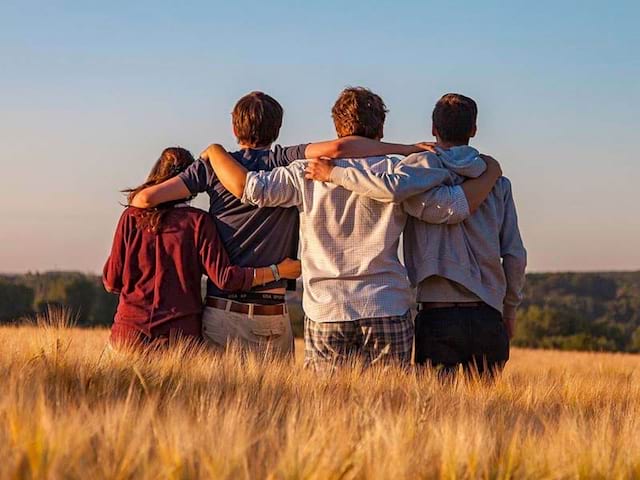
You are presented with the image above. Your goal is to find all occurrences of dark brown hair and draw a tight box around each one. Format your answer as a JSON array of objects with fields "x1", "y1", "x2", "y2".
[
  {"x1": 331, "y1": 87, "x2": 387, "y2": 139},
  {"x1": 432, "y1": 93, "x2": 478, "y2": 143},
  {"x1": 232, "y1": 91, "x2": 283, "y2": 147},
  {"x1": 124, "y1": 147, "x2": 195, "y2": 233}
]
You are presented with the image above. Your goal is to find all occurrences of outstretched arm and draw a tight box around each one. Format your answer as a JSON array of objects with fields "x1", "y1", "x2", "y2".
[
  {"x1": 197, "y1": 215, "x2": 302, "y2": 291},
  {"x1": 306, "y1": 154, "x2": 502, "y2": 222},
  {"x1": 130, "y1": 177, "x2": 192, "y2": 208},
  {"x1": 129, "y1": 158, "x2": 209, "y2": 208},
  {"x1": 305, "y1": 136, "x2": 434, "y2": 159}
]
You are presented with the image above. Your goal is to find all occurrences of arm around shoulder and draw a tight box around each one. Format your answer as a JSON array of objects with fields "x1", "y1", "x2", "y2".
[
  {"x1": 130, "y1": 177, "x2": 192, "y2": 208},
  {"x1": 201, "y1": 144, "x2": 248, "y2": 198}
]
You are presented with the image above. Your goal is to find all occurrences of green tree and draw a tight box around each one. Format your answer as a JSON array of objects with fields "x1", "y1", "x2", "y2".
[{"x1": 0, "y1": 280, "x2": 34, "y2": 322}]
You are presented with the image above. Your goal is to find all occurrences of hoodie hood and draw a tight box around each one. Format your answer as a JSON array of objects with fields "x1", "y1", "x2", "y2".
[{"x1": 434, "y1": 145, "x2": 486, "y2": 179}]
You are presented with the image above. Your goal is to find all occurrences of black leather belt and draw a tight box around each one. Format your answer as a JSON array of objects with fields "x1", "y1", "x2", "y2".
[{"x1": 420, "y1": 301, "x2": 486, "y2": 310}]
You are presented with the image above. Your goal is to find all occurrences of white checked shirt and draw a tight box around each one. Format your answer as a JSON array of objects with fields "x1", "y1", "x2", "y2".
[{"x1": 242, "y1": 156, "x2": 469, "y2": 323}]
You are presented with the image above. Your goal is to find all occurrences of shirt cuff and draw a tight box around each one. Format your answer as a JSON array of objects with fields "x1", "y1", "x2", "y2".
[{"x1": 446, "y1": 185, "x2": 470, "y2": 224}]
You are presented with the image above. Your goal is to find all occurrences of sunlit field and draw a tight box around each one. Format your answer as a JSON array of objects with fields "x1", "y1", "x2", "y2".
[{"x1": 2, "y1": 311, "x2": 640, "y2": 479}]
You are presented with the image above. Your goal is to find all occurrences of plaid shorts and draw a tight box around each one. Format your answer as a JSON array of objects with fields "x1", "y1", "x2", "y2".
[{"x1": 304, "y1": 311, "x2": 413, "y2": 371}]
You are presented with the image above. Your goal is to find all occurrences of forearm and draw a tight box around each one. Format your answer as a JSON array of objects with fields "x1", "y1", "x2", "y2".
[
  {"x1": 330, "y1": 164, "x2": 452, "y2": 204},
  {"x1": 329, "y1": 136, "x2": 421, "y2": 158},
  {"x1": 461, "y1": 172, "x2": 500, "y2": 213},
  {"x1": 205, "y1": 144, "x2": 248, "y2": 198},
  {"x1": 460, "y1": 155, "x2": 502, "y2": 214},
  {"x1": 130, "y1": 177, "x2": 192, "y2": 208}
]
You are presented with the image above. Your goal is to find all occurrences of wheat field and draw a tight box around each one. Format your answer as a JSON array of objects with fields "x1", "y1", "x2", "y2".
[{"x1": 2, "y1": 311, "x2": 640, "y2": 479}]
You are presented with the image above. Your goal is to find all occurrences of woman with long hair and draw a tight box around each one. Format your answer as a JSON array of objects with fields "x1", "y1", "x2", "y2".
[{"x1": 103, "y1": 147, "x2": 301, "y2": 347}]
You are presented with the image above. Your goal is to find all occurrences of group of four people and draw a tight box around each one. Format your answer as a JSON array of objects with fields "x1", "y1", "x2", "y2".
[{"x1": 103, "y1": 87, "x2": 526, "y2": 375}]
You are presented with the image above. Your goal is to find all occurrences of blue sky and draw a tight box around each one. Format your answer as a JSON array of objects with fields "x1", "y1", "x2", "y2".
[{"x1": 1, "y1": 0, "x2": 638, "y2": 273}]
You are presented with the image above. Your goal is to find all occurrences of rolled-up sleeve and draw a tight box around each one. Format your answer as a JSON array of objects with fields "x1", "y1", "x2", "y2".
[{"x1": 241, "y1": 164, "x2": 304, "y2": 208}]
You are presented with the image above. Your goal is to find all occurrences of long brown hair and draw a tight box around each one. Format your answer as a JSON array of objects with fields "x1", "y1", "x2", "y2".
[{"x1": 124, "y1": 147, "x2": 195, "y2": 233}]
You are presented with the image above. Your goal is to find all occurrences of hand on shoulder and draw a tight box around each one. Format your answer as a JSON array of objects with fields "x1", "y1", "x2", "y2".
[{"x1": 304, "y1": 157, "x2": 335, "y2": 183}]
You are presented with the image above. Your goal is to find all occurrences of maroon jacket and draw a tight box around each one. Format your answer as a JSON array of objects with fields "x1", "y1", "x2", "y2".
[{"x1": 103, "y1": 206, "x2": 253, "y2": 341}]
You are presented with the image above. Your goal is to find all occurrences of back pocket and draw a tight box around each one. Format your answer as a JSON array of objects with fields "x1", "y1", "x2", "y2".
[{"x1": 250, "y1": 315, "x2": 288, "y2": 340}]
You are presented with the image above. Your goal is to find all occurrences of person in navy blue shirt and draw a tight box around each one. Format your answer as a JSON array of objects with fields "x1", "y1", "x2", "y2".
[{"x1": 131, "y1": 91, "x2": 432, "y2": 356}]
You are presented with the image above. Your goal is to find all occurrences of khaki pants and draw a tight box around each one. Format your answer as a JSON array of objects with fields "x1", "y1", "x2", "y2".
[{"x1": 202, "y1": 305, "x2": 294, "y2": 357}]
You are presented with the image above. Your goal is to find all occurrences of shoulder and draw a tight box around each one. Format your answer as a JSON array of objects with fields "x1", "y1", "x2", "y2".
[
  {"x1": 121, "y1": 206, "x2": 140, "y2": 222},
  {"x1": 115, "y1": 207, "x2": 143, "y2": 232},
  {"x1": 498, "y1": 176, "x2": 513, "y2": 190},
  {"x1": 495, "y1": 176, "x2": 514, "y2": 199},
  {"x1": 402, "y1": 151, "x2": 441, "y2": 168}
]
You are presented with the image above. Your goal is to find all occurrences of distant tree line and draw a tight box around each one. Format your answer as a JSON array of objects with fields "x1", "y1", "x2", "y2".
[
  {"x1": 513, "y1": 272, "x2": 640, "y2": 352},
  {"x1": 1, "y1": 271, "x2": 639, "y2": 353},
  {"x1": 0, "y1": 272, "x2": 118, "y2": 327}
]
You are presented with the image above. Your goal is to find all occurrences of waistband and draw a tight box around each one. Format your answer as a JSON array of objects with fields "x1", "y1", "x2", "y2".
[
  {"x1": 205, "y1": 297, "x2": 288, "y2": 316},
  {"x1": 419, "y1": 301, "x2": 487, "y2": 310},
  {"x1": 213, "y1": 291, "x2": 286, "y2": 305}
]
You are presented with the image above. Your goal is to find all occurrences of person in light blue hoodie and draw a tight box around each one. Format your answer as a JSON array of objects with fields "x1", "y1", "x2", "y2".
[{"x1": 306, "y1": 93, "x2": 527, "y2": 377}]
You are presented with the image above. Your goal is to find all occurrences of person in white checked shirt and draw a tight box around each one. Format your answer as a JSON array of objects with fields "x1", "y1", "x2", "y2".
[{"x1": 201, "y1": 87, "x2": 502, "y2": 371}]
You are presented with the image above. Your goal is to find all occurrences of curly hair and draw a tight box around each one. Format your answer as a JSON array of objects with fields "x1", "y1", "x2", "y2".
[{"x1": 331, "y1": 87, "x2": 387, "y2": 139}]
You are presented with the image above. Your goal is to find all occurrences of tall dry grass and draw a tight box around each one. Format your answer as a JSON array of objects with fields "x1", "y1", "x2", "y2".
[{"x1": 1, "y1": 309, "x2": 640, "y2": 479}]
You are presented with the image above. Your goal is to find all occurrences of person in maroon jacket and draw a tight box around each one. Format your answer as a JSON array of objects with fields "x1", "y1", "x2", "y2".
[{"x1": 103, "y1": 147, "x2": 301, "y2": 348}]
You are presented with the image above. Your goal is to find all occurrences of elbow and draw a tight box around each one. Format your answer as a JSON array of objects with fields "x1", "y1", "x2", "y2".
[
  {"x1": 206, "y1": 144, "x2": 225, "y2": 163},
  {"x1": 229, "y1": 183, "x2": 245, "y2": 200}
]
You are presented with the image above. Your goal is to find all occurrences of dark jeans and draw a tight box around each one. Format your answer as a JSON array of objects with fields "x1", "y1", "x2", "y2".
[{"x1": 415, "y1": 305, "x2": 509, "y2": 377}]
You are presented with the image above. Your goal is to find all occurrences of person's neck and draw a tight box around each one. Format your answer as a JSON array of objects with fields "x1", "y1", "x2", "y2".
[
  {"x1": 238, "y1": 142, "x2": 272, "y2": 150},
  {"x1": 436, "y1": 139, "x2": 470, "y2": 150}
]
